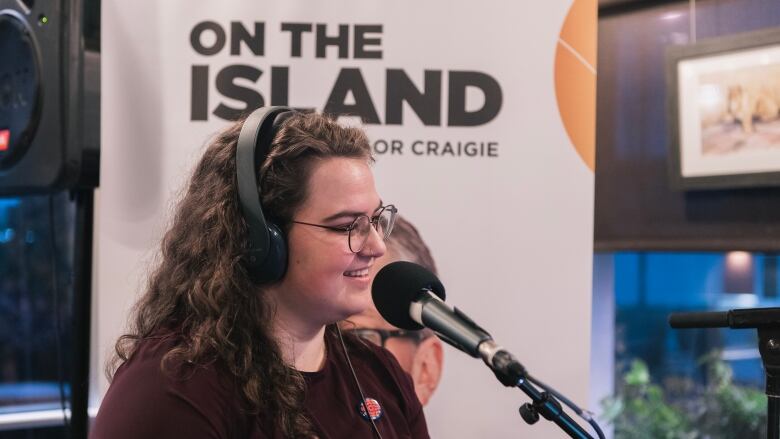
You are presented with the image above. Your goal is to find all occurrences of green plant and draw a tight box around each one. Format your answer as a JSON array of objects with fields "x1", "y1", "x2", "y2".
[
  {"x1": 602, "y1": 360, "x2": 696, "y2": 439},
  {"x1": 695, "y1": 356, "x2": 766, "y2": 437},
  {"x1": 602, "y1": 356, "x2": 767, "y2": 439}
]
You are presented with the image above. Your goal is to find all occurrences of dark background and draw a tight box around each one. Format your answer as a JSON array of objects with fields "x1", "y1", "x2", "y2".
[{"x1": 595, "y1": 0, "x2": 780, "y2": 251}]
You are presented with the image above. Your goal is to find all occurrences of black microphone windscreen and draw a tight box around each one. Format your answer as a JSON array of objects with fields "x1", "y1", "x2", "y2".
[{"x1": 372, "y1": 261, "x2": 446, "y2": 330}]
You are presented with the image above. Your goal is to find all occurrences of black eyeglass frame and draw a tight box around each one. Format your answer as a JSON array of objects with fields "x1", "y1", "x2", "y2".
[
  {"x1": 291, "y1": 204, "x2": 397, "y2": 253},
  {"x1": 347, "y1": 327, "x2": 429, "y2": 348}
]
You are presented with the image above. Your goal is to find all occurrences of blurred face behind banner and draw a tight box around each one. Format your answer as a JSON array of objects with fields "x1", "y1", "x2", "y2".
[{"x1": 347, "y1": 228, "x2": 444, "y2": 406}]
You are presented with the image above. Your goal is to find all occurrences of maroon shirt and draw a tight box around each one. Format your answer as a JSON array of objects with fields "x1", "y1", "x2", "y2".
[{"x1": 92, "y1": 330, "x2": 429, "y2": 438}]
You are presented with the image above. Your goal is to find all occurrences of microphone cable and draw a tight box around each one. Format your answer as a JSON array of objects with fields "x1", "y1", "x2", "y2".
[
  {"x1": 526, "y1": 373, "x2": 605, "y2": 439},
  {"x1": 336, "y1": 325, "x2": 384, "y2": 439}
]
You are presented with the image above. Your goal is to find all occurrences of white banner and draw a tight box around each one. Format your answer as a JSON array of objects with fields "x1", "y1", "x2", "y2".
[{"x1": 94, "y1": 1, "x2": 596, "y2": 437}]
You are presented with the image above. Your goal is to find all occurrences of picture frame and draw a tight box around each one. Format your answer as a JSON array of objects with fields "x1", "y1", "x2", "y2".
[{"x1": 666, "y1": 27, "x2": 780, "y2": 190}]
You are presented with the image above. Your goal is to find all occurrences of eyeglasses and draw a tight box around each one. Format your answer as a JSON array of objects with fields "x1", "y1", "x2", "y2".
[
  {"x1": 347, "y1": 328, "x2": 428, "y2": 348},
  {"x1": 292, "y1": 204, "x2": 397, "y2": 253}
]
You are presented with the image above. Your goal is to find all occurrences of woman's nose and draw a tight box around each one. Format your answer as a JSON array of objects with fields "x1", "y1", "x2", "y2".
[{"x1": 360, "y1": 224, "x2": 387, "y2": 258}]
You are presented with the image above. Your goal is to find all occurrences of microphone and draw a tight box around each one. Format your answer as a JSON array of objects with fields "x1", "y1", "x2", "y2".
[
  {"x1": 372, "y1": 261, "x2": 604, "y2": 439},
  {"x1": 371, "y1": 261, "x2": 525, "y2": 383}
]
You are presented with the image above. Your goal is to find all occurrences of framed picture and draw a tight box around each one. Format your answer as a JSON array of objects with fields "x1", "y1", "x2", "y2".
[{"x1": 666, "y1": 27, "x2": 780, "y2": 190}]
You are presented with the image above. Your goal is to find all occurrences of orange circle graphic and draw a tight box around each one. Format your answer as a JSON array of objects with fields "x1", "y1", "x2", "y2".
[{"x1": 555, "y1": 0, "x2": 597, "y2": 171}]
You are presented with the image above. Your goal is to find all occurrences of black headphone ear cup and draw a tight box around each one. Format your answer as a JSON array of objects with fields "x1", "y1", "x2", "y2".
[{"x1": 249, "y1": 222, "x2": 288, "y2": 284}]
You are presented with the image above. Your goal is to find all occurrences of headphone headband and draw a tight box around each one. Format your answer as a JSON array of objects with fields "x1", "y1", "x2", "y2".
[{"x1": 236, "y1": 106, "x2": 294, "y2": 282}]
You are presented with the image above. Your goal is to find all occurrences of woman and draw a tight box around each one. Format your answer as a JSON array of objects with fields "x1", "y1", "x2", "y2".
[{"x1": 91, "y1": 110, "x2": 429, "y2": 438}]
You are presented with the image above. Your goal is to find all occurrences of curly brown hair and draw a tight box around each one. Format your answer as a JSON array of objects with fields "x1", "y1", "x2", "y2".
[{"x1": 110, "y1": 111, "x2": 373, "y2": 437}]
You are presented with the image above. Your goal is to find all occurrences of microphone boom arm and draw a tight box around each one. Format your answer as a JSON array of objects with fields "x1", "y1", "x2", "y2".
[
  {"x1": 419, "y1": 293, "x2": 598, "y2": 439},
  {"x1": 481, "y1": 342, "x2": 598, "y2": 439}
]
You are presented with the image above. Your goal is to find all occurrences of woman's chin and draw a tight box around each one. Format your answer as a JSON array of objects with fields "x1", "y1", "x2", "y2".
[{"x1": 339, "y1": 288, "x2": 373, "y2": 318}]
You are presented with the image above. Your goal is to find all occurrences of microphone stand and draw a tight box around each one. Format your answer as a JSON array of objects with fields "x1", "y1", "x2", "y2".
[
  {"x1": 669, "y1": 307, "x2": 780, "y2": 439},
  {"x1": 490, "y1": 351, "x2": 596, "y2": 439},
  {"x1": 436, "y1": 328, "x2": 597, "y2": 439},
  {"x1": 412, "y1": 294, "x2": 601, "y2": 438}
]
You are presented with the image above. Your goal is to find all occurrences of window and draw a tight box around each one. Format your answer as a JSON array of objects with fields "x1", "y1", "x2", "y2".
[{"x1": 0, "y1": 194, "x2": 75, "y2": 433}]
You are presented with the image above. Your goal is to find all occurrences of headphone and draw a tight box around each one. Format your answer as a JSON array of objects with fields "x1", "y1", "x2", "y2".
[{"x1": 235, "y1": 106, "x2": 296, "y2": 284}]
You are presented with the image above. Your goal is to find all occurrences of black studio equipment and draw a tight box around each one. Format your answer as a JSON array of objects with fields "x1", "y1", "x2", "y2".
[
  {"x1": 670, "y1": 308, "x2": 780, "y2": 439},
  {"x1": 235, "y1": 106, "x2": 293, "y2": 284},
  {"x1": 372, "y1": 261, "x2": 606, "y2": 439},
  {"x1": 0, "y1": 0, "x2": 100, "y2": 194},
  {"x1": 0, "y1": 1, "x2": 100, "y2": 438}
]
